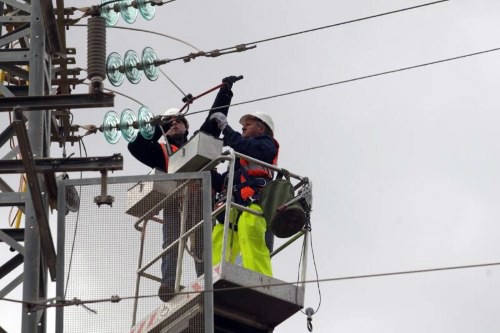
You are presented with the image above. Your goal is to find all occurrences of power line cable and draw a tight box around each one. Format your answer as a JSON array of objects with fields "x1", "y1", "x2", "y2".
[
  {"x1": 218, "y1": 0, "x2": 450, "y2": 52},
  {"x1": 71, "y1": 24, "x2": 201, "y2": 52},
  {"x1": 81, "y1": 81, "x2": 146, "y2": 106},
  {"x1": 7, "y1": 260, "x2": 500, "y2": 311},
  {"x1": 148, "y1": 0, "x2": 451, "y2": 64},
  {"x1": 70, "y1": 46, "x2": 500, "y2": 142},
  {"x1": 298, "y1": 230, "x2": 322, "y2": 316},
  {"x1": 187, "y1": 46, "x2": 500, "y2": 116},
  {"x1": 72, "y1": 45, "x2": 500, "y2": 127},
  {"x1": 159, "y1": 68, "x2": 188, "y2": 98},
  {"x1": 64, "y1": 138, "x2": 88, "y2": 297}
]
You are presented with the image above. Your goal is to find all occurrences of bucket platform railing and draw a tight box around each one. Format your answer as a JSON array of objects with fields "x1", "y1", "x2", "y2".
[{"x1": 130, "y1": 148, "x2": 312, "y2": 333}]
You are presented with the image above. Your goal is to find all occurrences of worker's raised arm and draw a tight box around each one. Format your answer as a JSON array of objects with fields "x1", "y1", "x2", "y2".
[{"x1": 199, "y1": 76, "x2": 241, "y2": 137}]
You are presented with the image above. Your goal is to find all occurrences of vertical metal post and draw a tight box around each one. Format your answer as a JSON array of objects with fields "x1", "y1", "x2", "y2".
[
  {"x1": 202, "y1": 172, "x2": 214, "y2": 333},
  {"x1": 300, "y1": 230, "x2": 309, "y2": 290},
  {"x1": 220, "y1": 149, "x2": 236, "y2": 273},
  {"x1": 56, "y1": 181, "x2": 66, "y2": 333},
  {"x1": 131, "y1": 221, "x2": 149, "y2": 327},
  {"x1": 22, "y1": 0, "x2": 50, "y2": 331},
  {"x1": 22, "y1": 193, "x2": 41, "y2": 333},
  {"x1": 0, "y1": 2, "x2": 4, "y2": 36},
  {"x1": 174, "y1": 186, "x2": 189, "y2": 292}
]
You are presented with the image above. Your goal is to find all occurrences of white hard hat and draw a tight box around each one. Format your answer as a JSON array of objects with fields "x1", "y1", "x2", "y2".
[
  {"x1": 163, "y1": 108, "x2": 188, "y2": 129},
  {"x1": 239, "y1": 111, "x2": 274, "y2": 134},
  {"x1": 164, "y1": 108, "x2": 180, "y2": 117}
]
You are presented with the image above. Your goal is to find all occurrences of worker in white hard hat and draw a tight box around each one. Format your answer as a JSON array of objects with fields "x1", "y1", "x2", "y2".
[
  {"x1": 209, "y1": 110, "x2": 279, "y2": 277},
  {"x1": 128, "y1": 75, "x2": 242, "y2": 302}
]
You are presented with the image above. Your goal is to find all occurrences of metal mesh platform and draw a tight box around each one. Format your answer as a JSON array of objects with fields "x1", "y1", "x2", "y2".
[{"x1": 57, "y1": 172, "x2": 212, "y2": 333}]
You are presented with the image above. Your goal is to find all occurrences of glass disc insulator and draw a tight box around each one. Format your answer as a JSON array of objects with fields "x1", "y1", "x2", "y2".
[
  {"x1": 124, "y1": 50, "x2": 142, "y2": 84},
  {"x1": 103, "y1": 110, "x2": 121, "y2": 144},
  {"x1": 138, "y1": 106, "x2": 155, "y2": 140},
  {"x1": 106, "y1": 52, "x2": 125, "y2": 87},
  {"x1": 137, "y1": 0, "x2": 155, "y2": 20},
  {"x1": 120, "y1": 109, "x2": 138, "y2": 142},
  {"x1": 100, "y1": 0, "x2": 119, "y2": 26},
  {"x1": 142, "y1": 47, "x2": 159, "y2": 81},
  {"x1": 119, "y1": 0, "x2": 138, "y2": 24}
]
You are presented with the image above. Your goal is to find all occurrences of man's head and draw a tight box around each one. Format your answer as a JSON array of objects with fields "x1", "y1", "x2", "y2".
[
  {"x1": 239, "y1": 112, "x2": 274, "y2": 138},
  {"x1": 163, "y1": 108, "x2": 189, "y2": 139}
]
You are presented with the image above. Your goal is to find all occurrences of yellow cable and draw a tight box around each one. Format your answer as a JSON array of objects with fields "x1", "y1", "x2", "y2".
[
  {"x1": 14, "y1": 210, "x2": 22, "y2": 229},
  {"x1": 14, "y1": 177, "x2": 26, "y2": 229},
  {"x1": 0, "y1": 70, "x2": 4, "y2": 97}
]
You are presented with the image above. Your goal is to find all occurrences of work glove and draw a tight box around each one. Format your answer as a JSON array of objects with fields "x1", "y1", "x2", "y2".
[
  {"x1": 209, "y1": 112, "x2": 228, "y2": 131},
  {"x1": 222, "y1": 75, "x2": 241, "y2": 89}
]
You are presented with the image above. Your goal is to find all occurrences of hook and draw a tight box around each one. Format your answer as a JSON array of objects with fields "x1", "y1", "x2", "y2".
[{"x1": 306, "y1": 307, "x2": 314, "y2": 332}]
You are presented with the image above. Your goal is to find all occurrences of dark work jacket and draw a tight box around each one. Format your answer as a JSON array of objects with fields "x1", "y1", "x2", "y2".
[
  {"x1": 128, "y1": 86, "x2": 233, "y2": 171},
  {"x1": 212, "y1": 125, "x2": 279, "y2": 204}
]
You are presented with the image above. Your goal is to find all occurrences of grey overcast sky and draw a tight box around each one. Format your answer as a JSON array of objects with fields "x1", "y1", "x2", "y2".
[{"x1": 3, "y1": 0, "x2": 500, "y2": 332}]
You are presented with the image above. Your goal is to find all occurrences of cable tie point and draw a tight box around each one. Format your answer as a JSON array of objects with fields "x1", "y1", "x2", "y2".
[{"x1": 110, "y1": 295, "x2": 121, "y2": 303}]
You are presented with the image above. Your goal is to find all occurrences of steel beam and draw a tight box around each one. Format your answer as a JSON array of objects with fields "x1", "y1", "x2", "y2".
[
  {"x1": 0, "y1": 178, "x2": 15, "y2": 192},
  {"x1": 12, "y1": 121, "x2": 56, "y2": 280},
  {"x1": 0, "y1": 93, "x2": 115, "y2": 111},
  {"x1": 55, "y1": 0, "x2": 68, "y2": 93},
  {"x1": 0, "y1": 154, "x2": 124, "y2": 173},
  {"x1": 0, "y1": 123, "x2": 16, "y2": 148},
  {"x1": 0, "y1": 16, "x2": 31, "y2": 23},
  {"x1": 0, "y1": 192, "x2": 26, "y2": 206},
  {"x1": 0, "y1": 253, "x2": 24, "y2": 279},
  {"x1": 0, "y1": 229, "x2": 25, "y2": 253},
  {"x1": 0, "y1": 85, "x2": 28, "y2": 96},
  {"x1": 40, "y1": 0, "x2": 62, "y2": 54},
  {"x1": 0, "y1": 24, "x2": 30, "y2": 48},
  {"x1": 0, "y1": 49, "x2": 30, "y2": 63},
  {"x1": 1, "y1": 0, "x2": 31, "y2": 14},
  {"x1": 0, "y1": 83, "x2": 16, "y2": 97},
  {"x1": 0, "y1": 273, "x2": 23, "y2": 299}
]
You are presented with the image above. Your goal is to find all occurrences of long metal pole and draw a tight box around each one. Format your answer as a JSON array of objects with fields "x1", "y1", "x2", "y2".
[
  {"x1": 174, "y1": 187, "x2": 189, "y2": 292},
  {"x1": 131, "y1": 221, "x2": 149, "y2": 326},
  {"x1": 202, "y1": 172, "x2": 214, "y2": 333},
  {"x1": 220, "y1": 149, "x2": 236, "y2": 273},
  {"x1": 55, "y1": 182, "x2": 66, "y2": 333},
  {"x1": 22, "y1": 0, "x2": 49, "y2": 331}
]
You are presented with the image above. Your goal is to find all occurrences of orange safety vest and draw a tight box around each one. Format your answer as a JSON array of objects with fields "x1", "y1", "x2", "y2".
[
  {"x1": 160, "y1": 143, "x2": 179, "y2": 172},
  {"x1": 239, "y1": 141, "x2": 279, "y2": 201}
]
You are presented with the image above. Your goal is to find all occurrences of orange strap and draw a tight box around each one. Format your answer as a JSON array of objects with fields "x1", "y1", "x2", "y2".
[{"x1": 160, "y1": 144, "x2": 179, "y2": 171}]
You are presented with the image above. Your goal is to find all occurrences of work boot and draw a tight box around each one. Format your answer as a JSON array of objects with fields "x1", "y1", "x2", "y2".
[
  {"x1": 158, "y1": 283, "x2": 184, "y2": 302},
  {"x1": 158, "y1": 283, "x2": 175, "y2": 302}
]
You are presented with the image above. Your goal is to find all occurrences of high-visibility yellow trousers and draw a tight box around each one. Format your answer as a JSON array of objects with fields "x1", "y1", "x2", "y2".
[{"x1": 212, "y1": 203, "x2": 272, "y2": 276}]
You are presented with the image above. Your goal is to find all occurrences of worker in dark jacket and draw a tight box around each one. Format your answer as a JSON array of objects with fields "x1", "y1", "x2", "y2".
[
  {"x1": 210, "y1": 111, "x2": 279, "y2": 276},
  {"x1": 128, "y1": 76, "x2": 238, "y2": 302}
]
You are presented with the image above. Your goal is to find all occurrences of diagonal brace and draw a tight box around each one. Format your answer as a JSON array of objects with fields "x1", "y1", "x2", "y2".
[{"x1": 11, "y1": 120, "x2": 56, "y2": 280}]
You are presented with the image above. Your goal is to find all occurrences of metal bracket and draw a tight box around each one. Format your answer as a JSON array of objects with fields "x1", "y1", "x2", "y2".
[{"x1": 94, "y1": 170, "x2": 114, "y2": 207}]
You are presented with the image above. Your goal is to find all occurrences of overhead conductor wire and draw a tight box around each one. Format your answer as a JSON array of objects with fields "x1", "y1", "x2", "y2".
[
  {"x1": 63, "y1": 138, "x2": 88, "y2": 298},
  {"x1": 7, "y1": 260, "x2": 500, "y2": 312},
  {"x1": 218, "y1": 0, "x2": 450, "y2": 51},
  {"x1": 146, "y1": 0, "x2": 450, "y2": 64},
  {"x1": 188, "y1": 46, "x2": 500, "y2": 116}
]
